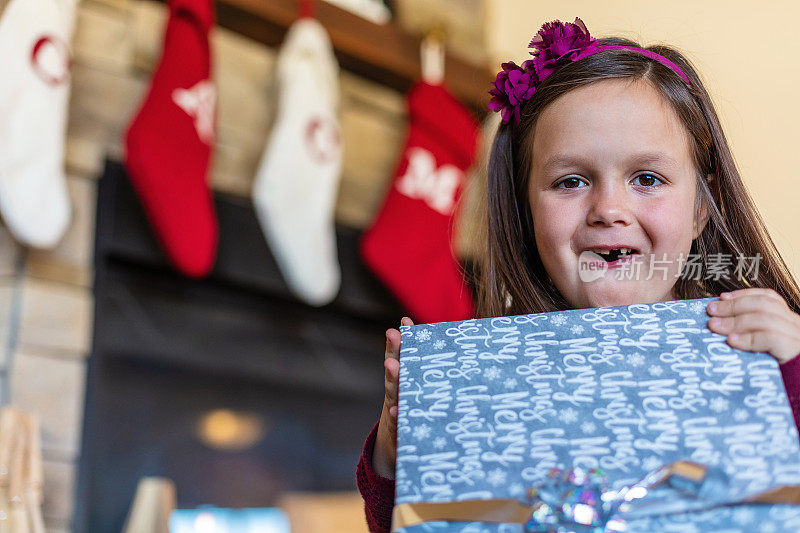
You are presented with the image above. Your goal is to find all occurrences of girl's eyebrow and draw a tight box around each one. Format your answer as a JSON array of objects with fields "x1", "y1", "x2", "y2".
[{"x1": 539, "y1": 152, "x2": 680, "y2": 174}]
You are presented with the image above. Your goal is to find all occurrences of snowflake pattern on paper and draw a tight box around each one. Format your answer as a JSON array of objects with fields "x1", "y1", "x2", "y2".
[
  {"x1": 559, "y1": 407, "x2": 578, "y2": 424},
  {"x1": 550, "y1": 314, "x2": 568, "y2": 327},
  {"x1": 503, "y1": 378, "x2": 518, "y2": 390},
  {"x1": 580, "y1": 421, "x2": 596, "y2": 434},
  {"x1": 484, "y1": 366, "x2": 502, "y2": 380},
  {"x1": 412, "y1": 424, "x2": 431, "y2": 441},
  {"x1": 570, "y1": 324, "x2": 585, "y2": 335},
  {"x1": 415, "y1": 329, "x2": 432, "y2": 342},
  {"x1": 627, "y1": 352, "x2": 645, "y2": 367},
  {"x1": 432, "y1": 339, "x2": 446, "y2": 350},
  {"x1": 690, "y1": 300, "x2": 708, "y2": 314},
  {"x1": 648, "y1": 365, "x2": 664, "y2": 377},
  {"x1": 710, "y1": 397, "x2": 730, "y2": 413},
  {"x1": 433, "y1": 437, "x2": 447, "y2": 450},
  {"x1": 733, "y1": 409, "x2": 749, "y2": 422},
  {"x1": 486, "y1": 468, "x2": 507, "y2": 487}
]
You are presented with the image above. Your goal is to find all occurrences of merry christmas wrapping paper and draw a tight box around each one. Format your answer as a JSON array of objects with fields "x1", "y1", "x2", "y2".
[{"x1": 393, "y1": 297, "x2": 800, "y2": 532}]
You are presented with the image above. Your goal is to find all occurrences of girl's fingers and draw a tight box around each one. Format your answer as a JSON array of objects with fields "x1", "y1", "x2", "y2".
[
  {"x1": 720, "y1": 288, "x2": 787, "y2": 307},
  {"x1": 383, "y1": 321, "x2": 407, "y2": 408},
  {"x1": 706, "y1": 303, "x2": 800, "y2": 363},
  {"x1": 726, "y1": 329, "x2": 800, "y2": 363},
  {"x1": 372, "y1": 317, "x2": 414, "y2": 479},
  {"x1": 385, "y1": 328, "x2": 401, "y2": 361},
  {"x1": 384, "y1": 319, "x2": 412, "y2": 399},
  {"x1": 383, "y1": 318, "x2": 413, "y2": 420},
  {"x1": 384, "y1": 357, "x2": 399, "y2": 406},
  {"x1": 708, "y1": 292, "x2": 793, "y2": 319},
  {"x1": 724, "y1": 328, "x2": 773, "y2": 351},
  {"x1": 707, "y1": 309, "x2": 793, "y2": 335},
  {"x1": 708, "y1": 293, "x2": 800, "y2": 333}
]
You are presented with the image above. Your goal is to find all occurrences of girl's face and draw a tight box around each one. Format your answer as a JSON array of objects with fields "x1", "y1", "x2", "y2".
[{"x1": 528, "y1": 78, "x2": 709, "y2": 309}]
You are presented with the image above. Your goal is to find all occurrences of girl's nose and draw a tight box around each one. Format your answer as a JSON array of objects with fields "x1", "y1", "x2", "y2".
[{"x1": 586, "y1": 181, "x2": 633, "y2": 227}]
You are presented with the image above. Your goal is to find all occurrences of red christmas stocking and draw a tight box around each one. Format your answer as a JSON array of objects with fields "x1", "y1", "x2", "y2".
[
  {"x1": 360, "y1": 81, "x2": 480, "y2": 323},
  {"x1": 124, "y1": 0, "x2": 217, "y2": 278}
]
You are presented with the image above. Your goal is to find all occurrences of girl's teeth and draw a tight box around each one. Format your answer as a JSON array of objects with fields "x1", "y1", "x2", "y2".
[{"x1": 591, "y1": 247, "x2": 634, "y2": 255}]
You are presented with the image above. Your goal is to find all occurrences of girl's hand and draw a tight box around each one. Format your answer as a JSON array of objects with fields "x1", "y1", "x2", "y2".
[
  {"x1": 706, "y1": 288, "x2": 800, "y2": 364},
  {"x1": 372, "y1": 316, "x2": 413, "y2": 480}
]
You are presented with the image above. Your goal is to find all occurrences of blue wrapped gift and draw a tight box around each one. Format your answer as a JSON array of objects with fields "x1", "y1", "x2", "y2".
[{"x1": 393, "y1": 297, "x2": 800, "y2": 532}]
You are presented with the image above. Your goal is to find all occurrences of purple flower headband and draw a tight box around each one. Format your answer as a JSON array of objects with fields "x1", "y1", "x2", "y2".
[{"x1": 488, "y1": 17, "x2": 692, "y2": 125}]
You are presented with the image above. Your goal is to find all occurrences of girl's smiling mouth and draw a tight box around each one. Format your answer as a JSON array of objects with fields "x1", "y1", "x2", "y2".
[{"x1": 580, "y1": 245, "x2": 643, "y2": 267}]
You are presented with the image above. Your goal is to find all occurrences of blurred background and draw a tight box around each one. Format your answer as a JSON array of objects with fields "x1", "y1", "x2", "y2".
[{"x1": 0, "y1": 0, "x2": 798, "y2": 532}]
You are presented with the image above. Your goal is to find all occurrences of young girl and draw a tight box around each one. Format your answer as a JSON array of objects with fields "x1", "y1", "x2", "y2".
[{"x1": 356, "y1": 17, "x2": 800, "y2": 532}]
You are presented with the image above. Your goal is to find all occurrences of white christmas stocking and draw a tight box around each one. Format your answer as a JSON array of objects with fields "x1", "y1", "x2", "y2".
[
  {"x1": 253, "y1": 17, "x2": 343, "y2": 306},
  {"x1": 0, "y1": 0, "x2": 75, "y2": 248}
]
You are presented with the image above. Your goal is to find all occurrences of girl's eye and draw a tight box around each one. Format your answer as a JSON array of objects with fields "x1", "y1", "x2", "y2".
[
  {"x1": 555, "y1": 176, "x2": 586, "y2": 189},
  {"x1": 632, "y1": 173, "x2": 664, "y2": 187}
]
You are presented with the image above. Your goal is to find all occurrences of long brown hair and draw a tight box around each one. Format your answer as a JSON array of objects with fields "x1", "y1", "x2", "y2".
[{"x1": 475, "y1": 36, "x2": 800, "y2": 318}]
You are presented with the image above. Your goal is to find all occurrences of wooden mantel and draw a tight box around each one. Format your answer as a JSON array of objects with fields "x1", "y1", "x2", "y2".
[{"x1": 209, "y1": 0, "x2": 494, "y2": 115}]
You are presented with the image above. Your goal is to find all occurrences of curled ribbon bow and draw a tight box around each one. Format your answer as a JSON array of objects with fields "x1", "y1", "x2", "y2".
[
  {"x1": 391, "y1": 461, "x2": 800, "y2": 532},
  {"x1": 524, "y1": 461, "x2": 729, "y2": 532}
]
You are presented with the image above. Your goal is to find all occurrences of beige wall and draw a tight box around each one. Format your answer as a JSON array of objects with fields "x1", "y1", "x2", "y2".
[{"x1": 485, "y1": 0, "x2": 800, "y2": 281}]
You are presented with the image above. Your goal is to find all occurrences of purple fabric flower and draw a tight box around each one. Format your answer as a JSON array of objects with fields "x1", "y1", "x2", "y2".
[
  {"x1": 487, "y1": 17, "x2": 599, "y2": 125},
  {"x1": 488, "y1": 61, "x2": 538, "y2": 125},
  {"x1": 528, "y1": 17, "x2": 598, "y2": 80},
  {"x1": 488, "y1": 17, "x2": 693, "y2": 123}
]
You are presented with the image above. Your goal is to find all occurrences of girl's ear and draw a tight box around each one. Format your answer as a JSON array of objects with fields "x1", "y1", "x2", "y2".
[{"x1": 693, "y1": 173, "x2": 714, "y2": 239}]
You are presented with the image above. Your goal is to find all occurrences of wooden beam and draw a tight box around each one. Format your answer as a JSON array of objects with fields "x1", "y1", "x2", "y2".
[{"x1": 209, "y1": 0, "x2": 492, "y2": 116}]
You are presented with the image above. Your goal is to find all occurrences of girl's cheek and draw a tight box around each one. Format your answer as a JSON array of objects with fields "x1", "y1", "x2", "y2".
[
  {"x1": 534, "y1": 202, "x2": 574, "y2": 252},
  {"x1": 639, "y1": 196, "x2": 696, "y2": 251},
  {"x1": 533, "y1": 218, "x2": 559, "y2": 257}
]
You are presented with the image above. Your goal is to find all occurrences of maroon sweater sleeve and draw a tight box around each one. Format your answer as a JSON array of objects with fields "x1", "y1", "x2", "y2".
[
  {"x1": 780, "y1": 354, "x2": 800, "y2": 434},
  {"x1": 356, "y1": 420, "x2": 395, "y2": 533}
]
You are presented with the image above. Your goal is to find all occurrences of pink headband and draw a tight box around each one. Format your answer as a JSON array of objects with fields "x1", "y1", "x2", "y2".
[{"x1": 489, "y1": 17, "x2": 692, "y2": 125}]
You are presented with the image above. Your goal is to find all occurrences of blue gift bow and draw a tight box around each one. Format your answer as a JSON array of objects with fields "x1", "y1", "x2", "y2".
[{"x1": 525, "y1": 461, "x2": 739, "y2": 532}]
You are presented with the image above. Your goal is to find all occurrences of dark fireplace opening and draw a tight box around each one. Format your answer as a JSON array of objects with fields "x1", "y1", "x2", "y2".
[{"x1": 74, "y1": 160, "x2": 405, "y2": 532}]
